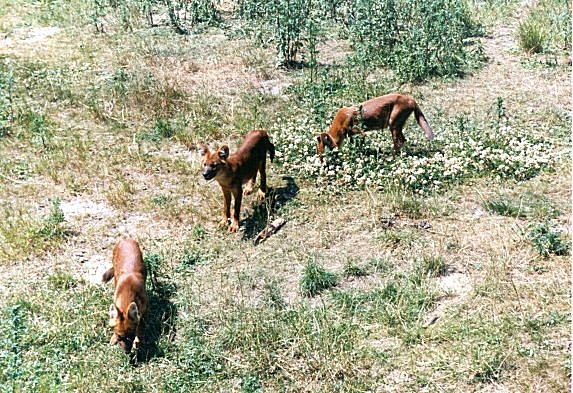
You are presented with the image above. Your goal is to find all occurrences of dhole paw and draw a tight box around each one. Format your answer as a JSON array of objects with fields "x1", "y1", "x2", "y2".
[
  {"x1": 243, "y1": 187, "x2": 253, "y2": 196},
  {"x1": 256, "y1": 190, "x2": 266, "y2": 200},
  {"x1": 229, "y1": 222, "x2": 239, "y2": 232},
  {"x1": 219, "y1": 218, "x2": 229, "y2": 228}
]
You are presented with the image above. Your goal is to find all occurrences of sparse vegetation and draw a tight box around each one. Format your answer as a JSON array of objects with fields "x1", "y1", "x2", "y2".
[{"x1": 0, "y1": 0, "x2": 569, "y2": 391}]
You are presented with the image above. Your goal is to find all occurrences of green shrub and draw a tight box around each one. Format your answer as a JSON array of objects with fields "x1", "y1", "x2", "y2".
[
  {"x1": 345, "y1": 0, "x2": 484, "y2": 83},
  {"x1": 300, "y1": 258, "x2": 337, "y2": 296}
]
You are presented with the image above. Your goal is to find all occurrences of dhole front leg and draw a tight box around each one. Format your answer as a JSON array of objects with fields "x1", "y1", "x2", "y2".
[
  {"x1": 134, "y1": 322, "x2": 144, "y2": 350},
  {"x1": 257, "y1": 162, "x2": 267, "y2": 200},
  {"x1": 230, "y1": 187, "x2": 242, "y2": 232},
  {"x1": 220, "y1": 189, "x2": 232, "y2": 227}
]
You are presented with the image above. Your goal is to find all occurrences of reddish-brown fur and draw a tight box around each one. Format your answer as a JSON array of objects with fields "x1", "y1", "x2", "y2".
[
  {"x1": 198, "y1": 129, "x2": 275, "y2": 233},
  {"x1": 316, "y1": 93, "x2": 434, "y2": 159},
  {"x1": 102, "y1": 239, "x2": 148, "y2": 354}
]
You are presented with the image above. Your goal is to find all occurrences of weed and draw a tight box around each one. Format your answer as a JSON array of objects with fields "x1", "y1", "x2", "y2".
[
  {"x1": 151, "y1": 194, "x2": 169, "y2": 207},
  {"x1": 36, "y1": 198, "x2": 66, "y2": 241},
  {"x1": 144, "y1": 251, "x2": 165, "y2": 290},
  {"x1": 300, "y1": 257, "x2": 337, "y2": 296},
  {"x1": 483, "y1": 195, "x2": 527, "y2": 218},
  {"x1": 366, "y1": 257, "x2": 394, "y2": 275},
  {"x1": 528, "y1": 222, "x2": 570, "y2": 258},
  {"x1": 378, "y1": 229, "x2": 420, "y2": 248},
  {"x1": 105, "y1": 178, "x2": 133, "y2": 208},
  {"x1": 343, "y1": 259, "x2": 369, "y2": 277},
  {"x1": 241, "y1": 373, "x2": 262, "y2": 393},
  {"x1": 414, "y1": 255, "x2": 447, "y2": 280},
  {"x1": 47, "y1": 270, "x2": 79, "y2": 290}
]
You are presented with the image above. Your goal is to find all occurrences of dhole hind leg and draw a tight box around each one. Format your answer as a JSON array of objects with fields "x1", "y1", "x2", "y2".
[
  {"x1": 256, "y1": 160, "x2": 268, "y2": 200},
  {"x1": 243, "y1": 175, "x2": 257, "y2": 196},
  {"x1": 390, "y1": 127, "x2": 406, "y2": 156},
  {"x1": 220, "y1": 189, "x2": 232, "y2": 227}
]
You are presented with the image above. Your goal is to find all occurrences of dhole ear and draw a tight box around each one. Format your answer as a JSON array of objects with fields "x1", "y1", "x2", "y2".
[
  {"x1": 109, "y1": 304, "x2": 119, "y2": 327},
  {"x1": 218, "y1": 145, "x2": 229, "y2": 160},
  {"x1": 197, "y1": 143, "x2": 209, "y2": 156},
  {"x1": 127, "y1": 302, "x2": 140, "y2": 322}
]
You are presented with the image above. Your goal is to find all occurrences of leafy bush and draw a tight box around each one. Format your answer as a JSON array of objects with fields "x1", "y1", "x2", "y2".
[{"x1": 345, "y1": 0, "x2": 484, "y2": 82}]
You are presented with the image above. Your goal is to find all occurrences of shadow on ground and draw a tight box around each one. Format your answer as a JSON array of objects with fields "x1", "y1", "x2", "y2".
[
  {"x1": 241, "y1": 176, "x2": 299, "y2": 241},
  {"x1": 133, "y1": 279, "x2": 178, "y2": 364}
]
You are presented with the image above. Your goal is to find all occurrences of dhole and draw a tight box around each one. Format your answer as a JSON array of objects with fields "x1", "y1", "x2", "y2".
[
  {"x1": 198, "y1": 129, "x2": 275, "y2": 233},
  {"x1": 316, "y1": 93, "x2": 434, "y2": 160},
  {"x1": 102, "y1": 239, "x2": 148, "y2": 354}
]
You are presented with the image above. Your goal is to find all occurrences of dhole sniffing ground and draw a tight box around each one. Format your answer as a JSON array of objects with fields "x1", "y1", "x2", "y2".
[{"x1": 0, "y1": 0, "x2": 570, "y2": 392}]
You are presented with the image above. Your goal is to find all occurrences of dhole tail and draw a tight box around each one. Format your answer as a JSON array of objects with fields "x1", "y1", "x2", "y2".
[
  {"x1": 102, "y1": 267, "x2": 114, "y2": 283},
  {"x1": 414, "y1": 105, "x2": 434, "y2": 141}
]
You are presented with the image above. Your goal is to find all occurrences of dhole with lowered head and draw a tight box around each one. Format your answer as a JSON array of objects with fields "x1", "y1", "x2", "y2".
[
  {"x1": 198, "y1": 129, "x2": 275, "y2": 233},
  {"x1": 316, "y1": 93, "x2": 434, "y2": 160},
  {"x1": 102, "y1": 239, "x2": 148, "y2": 354}
]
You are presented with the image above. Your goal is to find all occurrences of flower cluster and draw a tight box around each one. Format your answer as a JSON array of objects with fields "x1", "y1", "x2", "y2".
[{"x1": 270, "y1": 115, "x2": 567, "y2": 194}]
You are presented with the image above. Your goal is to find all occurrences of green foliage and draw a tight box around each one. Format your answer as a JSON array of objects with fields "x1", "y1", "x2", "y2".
[
  {"x1": 236, "y1": 0, "x2": 315, "y2": 66},
  {"x1": 528, "y1": 222, "x2": 570, "y2": 258},
  {"x1": 392, "y1": 0, "x2": 483, "y2": 82},
  {"x1": 517, "y1": 19, "x2": 546, "y2": 54},
  {"x1": 92, "y1": 0, "x2": 219, "y2": 33},
  {"x1": 345, "y1": 0, "x2": 484, "y2": 82},
  {"x1": 332, "y1": 273, "x2": 440, "y2": 340},
  {"x1": 300, "y1": 258, "x2": 337, "y2": 296}
]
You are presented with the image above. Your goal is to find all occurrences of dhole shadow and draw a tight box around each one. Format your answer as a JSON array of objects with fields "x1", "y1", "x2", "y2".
[
  {"x1": 133, "y1": 279, "x2": 177, "y2": 364},
  {"x1": 241, "y1": 176, "x2": 299, "y2": 240}
]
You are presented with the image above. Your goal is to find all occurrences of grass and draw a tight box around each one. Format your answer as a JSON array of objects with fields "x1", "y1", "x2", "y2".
[{"x1": 0, "y1": 0, "x2": 570, "y2": 392}]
